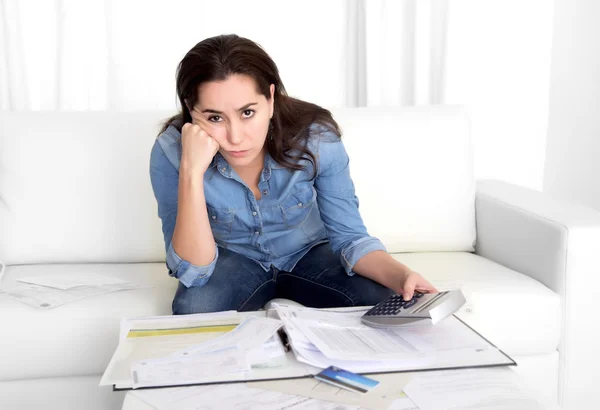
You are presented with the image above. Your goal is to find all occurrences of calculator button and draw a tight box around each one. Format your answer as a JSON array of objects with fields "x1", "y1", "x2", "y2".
[{"x1": 403, "y1": 299, "x2": 417, "y2": 309}]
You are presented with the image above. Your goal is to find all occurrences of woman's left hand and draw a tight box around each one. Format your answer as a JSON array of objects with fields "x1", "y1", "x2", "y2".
[{"x1": 397, "y1": 269, "x2": 438, "y2": 301}]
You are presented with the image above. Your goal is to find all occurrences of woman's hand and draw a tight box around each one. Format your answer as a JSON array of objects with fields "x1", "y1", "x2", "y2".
[
  {"x1": 397, "y1": 269, "x2": 438, "y2": 301},
  {"x1": 180, "y1": 121, "x2": 220, "y2": 177},
  {"x1": 352, "y1": 251, "x2": 438, "y2": 301}
]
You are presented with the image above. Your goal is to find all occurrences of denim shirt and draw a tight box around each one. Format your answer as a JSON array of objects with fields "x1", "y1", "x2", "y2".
[{"x1": 149, "y1": 123, "x2": 386, "y2": 288}]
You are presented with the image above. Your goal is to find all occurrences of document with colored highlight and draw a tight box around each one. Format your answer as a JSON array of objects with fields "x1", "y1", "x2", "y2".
[{"x1": 100, "y1": 311, "x2": 318, "y2": 390}]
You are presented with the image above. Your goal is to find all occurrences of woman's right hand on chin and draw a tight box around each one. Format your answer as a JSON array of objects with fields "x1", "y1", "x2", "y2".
[{"x1": 180, "y1": 121, "x2": 220, "y2": 177}]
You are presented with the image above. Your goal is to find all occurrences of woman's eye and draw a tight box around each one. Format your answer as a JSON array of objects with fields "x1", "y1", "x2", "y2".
[
  {"x1": 208, "y1": 115, "x2": 222, "y2": 123},
  {"x1": 242, "y1": 110, "x2": 255, "y2": 118}
]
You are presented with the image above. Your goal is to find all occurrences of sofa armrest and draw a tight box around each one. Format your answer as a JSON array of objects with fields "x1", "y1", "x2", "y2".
[{"x1": 474, "y1": 179, "x2": 600, "y2": 408}]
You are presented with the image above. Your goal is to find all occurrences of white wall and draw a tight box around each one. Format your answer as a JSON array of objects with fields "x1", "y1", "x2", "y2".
[
  {"x1": 1, "y1": 0, "x2": 558, "y2": 192},
  {"x1": 444, "y1": 0, "x2": 554, "y2": 192},
  {"x1": 544, "y1": 0, "x2": 600, "y2": 211}
]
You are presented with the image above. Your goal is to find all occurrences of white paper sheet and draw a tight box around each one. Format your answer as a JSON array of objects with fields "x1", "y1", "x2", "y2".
[
  {"x1": 403, "y1": 368, "x2": 559, "y2": 410},
  {"x1": 131, "y1": 383, "x2": 362, "y2": 410},
  {"x1": 272, "y1": 304, "x2": 371, "y2": 351},
  {"x1": 290, "y1": 312, "x2": 489, "y2": 361},
  {"x1": 291, "y1": 342, "x2": 428, "y2": 374},
  {"x1": 0, "y1": 282, "x2": 150, "y2": 308},
  {"x1": 101, "y1": 312, "x2": 244, "y2": 387},
  {"x1": 272, "y1": 303, "x2": 510, "y2": 374},
  {"x1": 120, "y1": 311, "x2": 240, "y2": 341},
  {"x1": 164, "y1": 317, "x2": 285, "y2": 371},
  {"x1": 388, "y1": 393, "x2": 419, "y2": 410},
  {"x1": 175, "y1": 316, "x2": 282, "y2": 356},
  {"x1": 17, "y1": 272, "x2": 129, "y2": 289},
  {"x1": 249, "y1": 372, "x2": 414, "y2": 410},
  {"x1": 131, "y1": 347, "x2": 250, "y2": 389},
  {"x1": 246, "y1": 335, "x2": 288, "y2": 368}
]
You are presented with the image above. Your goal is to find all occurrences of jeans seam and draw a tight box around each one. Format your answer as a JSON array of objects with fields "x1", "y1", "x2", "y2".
[
  {"x1": 277, "y1": 273, "x2": 355, "y2": 306},
  {"x1": 238, "y1": 279, "x2": 275, "y2": 311}
]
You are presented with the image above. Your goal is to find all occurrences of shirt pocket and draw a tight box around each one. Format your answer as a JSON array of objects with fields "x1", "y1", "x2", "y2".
[
  {"x1": 280, "y1": 186, "x2": 316, "y2": 228},
  {"x1": 207, "y1": 206, "x2": 235, "y2": 239}
]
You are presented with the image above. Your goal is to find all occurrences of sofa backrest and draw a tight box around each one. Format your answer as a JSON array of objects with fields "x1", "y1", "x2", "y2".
[
  {"x1": 0, "y1": 112, "x2": 169, "y2": 265},
  {"x1": 0, "y1": 107, "x2": 475, "y2": 265},
  {"x1": 331, "y1": 106, "x2": 475, "y2": 254}
]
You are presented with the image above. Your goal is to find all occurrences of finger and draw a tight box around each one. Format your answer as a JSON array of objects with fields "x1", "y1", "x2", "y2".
[
  {"x1": 415, "y1": 284, "x2": 438, "y2": 294},
  {"x1": 189, "y1": 107, "x2": 212, "y2": 128},
  {"x1": 402, "y1": 277, "x2": 417, "y2": 301}
]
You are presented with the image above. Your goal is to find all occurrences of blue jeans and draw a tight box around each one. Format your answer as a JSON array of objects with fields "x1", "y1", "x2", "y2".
[{"x1": 172, "y1": 242, "x2": 393, "y2": 314}]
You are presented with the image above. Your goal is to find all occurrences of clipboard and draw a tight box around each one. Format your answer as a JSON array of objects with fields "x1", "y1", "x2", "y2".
[{"x1": 101, "y1": 309, "x2": 515, "y2": 391}]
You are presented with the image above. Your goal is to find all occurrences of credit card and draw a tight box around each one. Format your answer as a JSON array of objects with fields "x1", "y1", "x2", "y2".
[{"x1": 314, "y1": 366, "x2": 379, "y2": 394}]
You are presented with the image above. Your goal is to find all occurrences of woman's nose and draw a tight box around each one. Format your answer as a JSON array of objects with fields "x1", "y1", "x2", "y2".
[{"x1": 227, "y1": 121, "x2": 243, "y2": 145}]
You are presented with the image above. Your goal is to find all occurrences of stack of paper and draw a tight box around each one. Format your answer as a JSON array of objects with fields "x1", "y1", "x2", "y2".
[
  {"x1": 100, "y1": 312, "x2": 313, "y2": 390},
  {"x1": 403, "y1": 367, "x2": 560, "y2": 410},
  {"x1": 271, "y1": 303, "x2": 514, "y2": 374},
  {"x1": 130, "y1": 383, "x2": 365, "y2": 410},
  {"x1": 101, "y1": 304, "x2": 515, "y2": 391},
  {"x1": 130, "y1": 316, "x2": 285, "y2": 388}
]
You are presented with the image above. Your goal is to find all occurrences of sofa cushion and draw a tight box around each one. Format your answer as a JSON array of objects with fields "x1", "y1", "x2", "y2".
[
  {"x1": 0, "y1": 262, "x2": 177, "y2": 381},
  {"x1": 391, "y1": 251, "x2": 560, "y2": 356},
  {"x1": 331, "y1": 106, "x2": 476, "y2": 253},
  {"x1": 1, "y1": 251, "x2": 558, "y2": 382}
]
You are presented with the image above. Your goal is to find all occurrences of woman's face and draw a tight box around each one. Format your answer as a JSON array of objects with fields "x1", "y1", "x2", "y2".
[{"x1": 190, "y1": 74, "x2": 274, "y2": 171}]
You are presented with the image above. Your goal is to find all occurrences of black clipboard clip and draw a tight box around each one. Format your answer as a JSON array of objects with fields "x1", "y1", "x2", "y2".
[{"x1": 277, "y1": 328, "x2": 291, "y2": 352}]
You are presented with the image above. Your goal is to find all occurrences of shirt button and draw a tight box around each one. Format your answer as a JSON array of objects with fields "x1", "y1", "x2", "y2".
[
  {"x1": 221, "y1": 167, "x2": 226, "y2": 172},
  {"x1": 212, "y1": 215, "x2": 216, "y2": 219},
  {"x1": 297, "y1": 202, "x2": 303, "y2": 207},
  {"x1": 252, "y1": 211, "x2": 257, "y2": 216},
  {"x1": 255, "y1": 231, "x2": 260, "y2": 235},
  {"x1": 262, "y1": 190, "x2": 268, "y2": 195}
]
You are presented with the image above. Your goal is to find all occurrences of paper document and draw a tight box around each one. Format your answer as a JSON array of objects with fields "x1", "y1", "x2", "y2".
[
  {"x1": 250, "y1": 371, "x2": 414, "y2": 410},
  {"x1": 17, "y1": 272, "x2": 129, "y2": 289},
  {"x1": 101, "y1": 311, "x2": 319, "y2": 389},
  {"x1": 0, "y1": 282, "x2": 150, "y2": 309},
  {"x1": 120, "y1": 311, "x2": 240, "y2": 340},
  {"x1": 285, "y1": 305, "x2": 489, "y2": 361},
  {"x1": 388, "y1": 393, "x2": 419, "y2": 410},
  {"x1": 152, "y1": 316, "x2": 285, "y2": 384},
  {"x1": 403, "y1": 368, "x2": 560, "y2": 410},
  {"x1": 131, "y1": 383, "x2": 362, "y2": 410},
  {"x1": 272, "y1": 303, "x2": 370, "y2": 350},
  {"x1": 131, "y1": 346, "x2": 250, "y2": 389},
  {"x1": 272, "y1": 303, "x2": 512, "y2": 374},
  {"x1": 102, "y1": 312, "x2": 243, "y2": 387},
  {"x1": 246, "y1": 335, "x2": 287, "y2": 368},
  {"x1": 175, "y1": 316, "x2": 282, "y2": 356}
]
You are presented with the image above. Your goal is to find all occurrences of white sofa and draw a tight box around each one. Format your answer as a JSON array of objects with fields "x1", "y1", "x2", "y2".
[{"x1": 1, "y1": 107, "x2": 598, "y2": 410}]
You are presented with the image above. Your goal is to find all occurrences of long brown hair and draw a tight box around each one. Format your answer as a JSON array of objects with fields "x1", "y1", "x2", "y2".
[{"x1": 159, "y1": 34, "x2": 341, "y2": 177}]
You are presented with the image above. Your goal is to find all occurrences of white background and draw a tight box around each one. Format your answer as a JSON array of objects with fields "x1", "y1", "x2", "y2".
[{"x1": 1, "y1": 0, "x2": 598, "y2": 211}]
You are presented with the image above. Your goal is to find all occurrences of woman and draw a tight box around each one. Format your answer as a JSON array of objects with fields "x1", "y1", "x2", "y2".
[{"x1": 150, "y1": 34, "x2": 436, "y2": 314}]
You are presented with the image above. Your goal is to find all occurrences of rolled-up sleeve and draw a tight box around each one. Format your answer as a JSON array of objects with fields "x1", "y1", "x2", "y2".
[
  {"x1": 165, "y1": 242, "x2": 218, "y2": 288},
  {"x1": 313, "y1": 131, "x2": 387, "y2": 276},
  {"x1": 149, "y1": 139, "x2": 218, "y2": 288}
]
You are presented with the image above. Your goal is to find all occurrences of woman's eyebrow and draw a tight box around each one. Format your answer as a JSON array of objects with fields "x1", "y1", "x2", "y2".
[{"x1": 201, "y1": 102, "x2": 258, "y2": 114}]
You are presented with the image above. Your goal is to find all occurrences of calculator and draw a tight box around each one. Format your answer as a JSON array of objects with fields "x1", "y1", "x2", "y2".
[{"x1": 361, "y1": 289, "x2": 466, "y2": 328}]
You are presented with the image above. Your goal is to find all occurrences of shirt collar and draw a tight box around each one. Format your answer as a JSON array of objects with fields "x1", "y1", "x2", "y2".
[
  {"x1": 211, "y1": 153, "x2": 231, "y2": 177},
  {"x1": 211, "y1": 151, "x2": 284, "y2": 175},
  {"x1": 264, "y1": 152, "x2": 285, "y2": 170}
]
